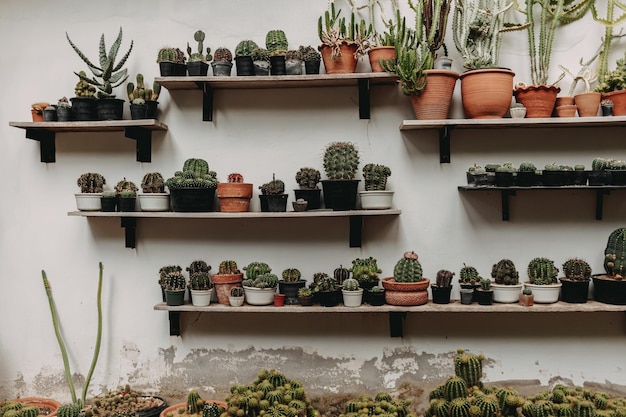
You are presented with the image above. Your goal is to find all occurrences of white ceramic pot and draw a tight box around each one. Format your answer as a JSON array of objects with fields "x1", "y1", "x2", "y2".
[
  {"x1": 243, "y1": 286, "x2": 276, "y2": 305},
  {"x1": 509, "y1": 107, "x2": 526, "y2": 119},
  {"x1": 229, "y1": 296, "x2": 244, "y2": 307},
  {"x1": 523, "y1": 282, "x2": 562, "y2": 304},
  {"x1": 342, "y1": 289, "x2": 364, "y2": 307},
  {"x1": 138, "y1": 193, "x2": 170, "y2": 211},
  {"x1": 492, "y1": 283, "x2": 523, "y2": 303},
  {"x1": 190, "y1": 289, "x2": 213, "y2": 307},
  {"x1": 359, "y1": 190, "x2": 394, "y2": 210},
  {"x1": 75, "y1": 193, "x2": 102, "y2": 211}
]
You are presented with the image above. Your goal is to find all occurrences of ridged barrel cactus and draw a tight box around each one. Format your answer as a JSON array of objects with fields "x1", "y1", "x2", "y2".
[
  {"x1": 218, "y1": 260, "x2": 240, "y2": 275},
  {"x1": 393, "y1": 251, "x2": 424, "y2": 282},
  {"x1": 454, "y1": 348, "x2": 485, "y2": 388},
  {"x1": 362, "y1": 163, "x2": 392, "y2": 191},
  {"x1": 491, "y1": 259, "x2": 519, "y2": 285},
  {"x1": 243, "y1": 262, "x2": 272, "y2": 280},
  {"x1": 527, "y1": 257, "x2": 559, "y2": 285},
  {"x1": 459, "y1": 264, "x2": 482, "y2": 285},
  {"x1": 342, "y1": 277, "x2": 360, "y2": 291},
  {"x1": 323, "y1": 141, "x2": 361, "y2": 180},
  {"x1": 281, "y1": 268, "x2": 302, "y2": 282},
  {"x1": 77, "y1": 172, "x2": 106, "y2": 193},
  {"x1": 562, "y1": 258, "x2": 592, "y2": 281},
  {"x1": 604, "y1": 228, "x2": 626, "y2": 277},
  {"x1": 141, "y1": 172, "x2": 165, "y2": 193},
  {"x1": 235, "y1": 40, "x2": 259, "y2": 57},
  {"x1": 166, "y1": 158, "x2": 218, "y2": 189},
  {"x1": 265, "y1": 29, "x2": 288, "y2": 53}
]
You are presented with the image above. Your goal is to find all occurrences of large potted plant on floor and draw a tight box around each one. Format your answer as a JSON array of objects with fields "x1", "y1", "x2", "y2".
[
  {"x1": 242, "y1": 262, "x2": 277, "y2": 306},
  {"x1": 278, "y1": 268, "x2": 306, "y2": 305},
  {"x1": 294, "y1": 167, "x2": 322, "y2": 210},
  {"x1": 382, "y1": 251, "x2": 430, "y2": 306},
  {"x1": 360, "y1": 163, "x2": 393, "y2": 209},
  {"x1": 593, "y1": 227, "x2": 626, "y2": 305},
  {"x1": 259, "y1": 174, "x2": 288, "y2": 212},
  {"x1": 560, "y1": 257, "x2": 591, "y2": 303},
  {"x1": 187, "y1": 260, "x2": 213, "y2": 307},
  {"x1": 166, "y1": 158, "x2": 218, "y2": 212},
  {"x1": 523, "y1": 257, "x2": 561, "y2": 303},
  {"x1": 66, "y1": 27, "x2": 133, "y2": 120},
  {"x1": 75, "y1": 172, "x2": 106, "y2": 211},
  {"x1": 452, "y1": 0, "x2": 527, "y2": 119},
  {"x1": 212, "y1": 260, "x2": 244, "y2": 305},
  {"x1": 138, "y1": 172, "x2": 169, "y2": 212},
  {"x1": 321, "y1": 141, "x2": 361, "y2": 210},
  {"x1": 186, "y1": 30, "x2": 212, "y2": 76},
  {"x1": 217, "y1": 173, "x2": 253, "y2": 212},
  {"x1": 490, "y1": 258, "x2": 522, "y2": 303}
]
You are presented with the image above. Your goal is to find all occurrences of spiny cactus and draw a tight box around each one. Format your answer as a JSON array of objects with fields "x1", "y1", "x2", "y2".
[
  {"x1": 230, "y1": 286, "x2": 244, "y2": 298},
  {"x1": 235, "y1": 40, "x2": 259, "y2": 57},
  {"x1": 362, "y1": 163, "x2": 392, "y2": 191},
  {"x1": 244, "y1": 262, "x2": 272, "y2": 280},
  {"x1": 298, "y1": 45, "x2": 321, "y2": 62},
  {"x1": 259, "y1": 174, "x2": 285, "y2": 195},
  {"x1": 228, "y1": 173, "x2": 244, "y2": 183},
  {"x1": 480, "y1": 278, "x2": 492, "y2": 291},
  {"x1": 455, "y1": 349, "x2": 484, "y2": 388},
  {"x1": 187, "y1": 390, "x2": 202, "y2": 414},
  {"x1": 393, "y1": 251, "x2": 424, "y2": 283},
  {"x1": 163, "y1": 270, "x2": 186, "y2": 291},
  {"x1": 166, "y1": 158, "x2": 218, "y2": 189},
  {"x1": 141, "y1": 172, "x2": 165, "y2": 193},
  {"x1": 350, "y1": 257, "x2": 382, "y2": 283},
  {"x1": 281, "y1": 268, "x2": 302, "y2": 282},
  {"x1": 604, "y1": 228, "x2": 626, "y2": 277},
  {"x1": 527, "y1": 257, "x2": 559, "y2": 285},
  {"x1": 491, "y1": 259, "x2": 519, "y2": 285},
  {"x1": 189, "y1": 272, "x2": 213, "y2": 291},
  {"x1": 474, "y1": 394, "x2": 500, "y2": 417},
  {"x1": 157, "y1": 47, "x2": 186, "y2": 64},
  {"x1": 218, "y1": 260, "x2": 240, "y2": 275},
  {"x1": 459, "y1": 264, "x2": 482, "y2": 285},
  {"x1": 323, "y1": 141, "x2": 360, "y2": 180},
  {"x1": 252, "y1": 48, "x2": 270, "y2": 62},
  {"x1": 519, "y1": 162, "x2": 537, "y2": 172},
  {"x1": 342, "y1": 277, "x2": 360, "y2": 291},
  {"x1": 314, "y1": 275, "x2": 340, "y2": 292},
  {"x1": 213, "y1": 47, "x2": 232, "y2": 62},
  {"x1": 202, "y1": 402, "x2": 222, "y2": 417},
  {"x1": 444, "y1": 376, "x2": 469, "y2": 401},
  {"x1": 56, "y1": 404, "x2": 82, "y2": 417},
  {"x1": 115, "y1": 178, "x2": 138, "y2": 194},
  {"x1": 449, "y1": 397, "x2": 472, "y2": 417},
  {"x1": 295, "y1": 168, "x2": 321, "y2": 189},
  {"x1": 159, "y1": 265, "x2": 182, "y2": 288},
  {"x1": 77, "y1": 172, "x2": 106, "y2": 193},
  {"x1": 333, "y1": 265, "x2": 350, "y2": 283},
  {"x1": 127, "y1": 73, "x2": 160, "y2": 101},
  {"x1": 436, "y1": 269, "x2": 454, "y2": 287},
  {"x1": 74, "y1": 71, "x2": 97, "y2": 97},
  {"x1": 266, "y1": 30, "x2": 288, "y2": 53},
  {"x1": 187, "y1": 260, "x2": 211, "y2": 275},
  {"x1": 562, "y1": 258, "x2": 592, "y2": 281},
  {"x1": 187, "y1": 30, "x2": 212, "y2": 62}
]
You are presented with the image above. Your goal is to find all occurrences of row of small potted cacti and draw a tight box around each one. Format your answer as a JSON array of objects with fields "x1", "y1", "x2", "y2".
[
  {"x1": 74, "y1": 143, "x2": 394, "y2": 213},
  {"x1": 466, "y1": 157, "x2": 626, "y2": 187}
]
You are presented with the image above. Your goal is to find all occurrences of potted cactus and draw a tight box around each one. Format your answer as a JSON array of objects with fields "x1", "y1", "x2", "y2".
[
  {"x1": 542, "y1": 163, "x2": 574, "y2": 186},
  {"x1": 588, "y1": 157, "x2": 611, "y2": 186},
  {"x1": 212, "y1": 260, "x2": 244, "y2": 305},
  {"x1": 366, "y1": 285, "x2": 386, "y2": 306},
  {"x1": 251, "y1": 47, "x2": 271, "y2": 75},
  {"x1": 341, "y1": 277, "x2": 363, "y2": 307},
  {"x1": 516, "y1": 162, "x2": 538, "y2": 187},
  {"x1": 76, "y1": 172, "x2": 106, "y2": 211},
  {"x1": 266, "y1": 30, "x2": 289, "y2": 75},
  {"x1": 114, "y1": 178, "x2": 138, "y2": 212},
  {"x1": 466, "y1": 164, "x2": 488, "y2": 186},
  {"x1": 431, "y1": 269, "x2": 454, "y2": 304},
  {"x1": 217, "y1": 173, "x2": 253, "y2": 212},
  {"x1": 519, "y1": 287, "x2": 534, "y2": 306},
  {"x1": 55, "y1": 97, "x2": 72, "y2": 122},
  {"x1": 126, "y1": 74, "x2": 161, "y2": 119},
  {"x1": 156, "y1": 47, "x2": 187, "y2": 76},
  {"x1": 593, "y1": 228, "x2": 626, "y2": 305},
  {"x1": 70, "y1": 71, "x2": 97, "y2": 120},
  {"x1": 278, "y1": 268, "x2": 306, "y2": 305},
  {"x1": 187, "y1": 260, "x2": 213, "y2": 307},
  {"x1": 211, "y1": 47, "x2": 233, "y2": 76},
  {"x1": 321, "y1": 141, "x2": 361, "y2": 211},
  {"x1": 161, "y1": 269, "x2": 187, "y2": 306},
  {"x1": 491, "y1": 258, "x2": 522, "y2": 303},
  {"x1": 186, "y1": 30, "x2": 212, "y2": 76},
  {"x1": 494, "y1": 162, "x2": 517, "y2": 187},
  {"x1": 381, "y1": 251, "x2": 430, "y2": 306},
  {"x1": 234, "y1": 40, "x2": 259, "y2": 76},
  {"x1": 166, "y1": 158, "x2": 218, "y2": 212},
  {"x1": 559, "y1": 258, "x2": 591, "y2": 303},
  {"x1": 100, "y1": 190, "x2": 118, "y2": 212},
  {"x1": 311, "y1": 273, "x2": 341, "y2": 307},
  {"x1": 476, "y1": 277, "x2": 494, "y2": 305},
  {"x1": 259, "y1": 174, "x2": 288, "y2": 212},
  {"x1": 297, "y1": 287, "x2": 314, "y2": 306},
  {"x1": 242, "y1": 262, "x2": 277, "y2": 305},
  {"x1": 360, "y1": 163, "x2": 393, "y2": 209},
  {"x1": 294, "y1": 167, "x2": 321, "y2": 210},
  {"x1": 138, "y1": 172, "x2": 169, "y2": 212},
  {"x1": 349, "y1": 257, "x2": 382, "y2": 295},
  {"x1": 298, "y1": 45, "x2": 321, "y2": 74},
  {"x1": 285, "y1": 49, "x2": 303, "y2": 75},
  {"x1": 229, "y1": 286, "x2": 245, "y2": 307}
]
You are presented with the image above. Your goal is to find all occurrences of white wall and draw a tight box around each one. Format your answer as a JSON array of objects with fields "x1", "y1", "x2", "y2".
[{"x1": 1, "y1": 0, "x2": 626, "y2": 410}]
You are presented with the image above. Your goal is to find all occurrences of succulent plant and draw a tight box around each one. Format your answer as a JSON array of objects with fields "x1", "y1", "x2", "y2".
[
  {"x1": 468, "y1": 164, "x2": 486, "y2": 175},
  {"x1": 259, "y1": 174, "x2": 285, "y2": 195},
  {"x1": 159, "y1": 265, "x2": 182, "y2": 288},
  {"x1": 519, "y1": 162, "x2": 537, "y2": 172},
  {"x1": 119, "y1": 190, "x2": 136, "y2": 198},
  {"x1": 491, "y1": 259, "x2": 519, "y2": 285},
  {"x1": 189, "y1": 271, "x2": 213, "y2": 291},
  {"x1": 285, "y1": 50, "x2": 302, "y2": 61},
  {"x1": 298, "y1": 45, "x2": 321, "y2": 62},
  {"x1": 230, "y1": 286, "x2": 244, "y2": 297},
  {"x1": 527, "y1": 257, "x2": 559, "y2": 285},
  {"x1": 435, "y1": 269, "x2": 454, "y2": 287},
  {"x1": 323, "y1": 141, "x2": 360, "y2": 180},
  {"x1": 592, "y1": 158, "x2": 610, "y2": 171},
  {"x1": 362, "y1": 163, "x2": 392, "y2": 191},
  {"x1": 187, "y1": 260, "x2": 211, "y2": 275},
  {"x1": 298, "y1": 287, "x2": 313, "y2": 298},
  {"x1": 393, "y1": 251, "x2": 424, "y2": 283},
  {"x1": 333, "y1": 265, "x2": 350, "y2": 283},
  {"x1": 342, "y1": 277, "x2": 360, "y2": 291},
  {"x1": 338, "y1": 393, "x2": 412, "y2": 417},
  {"x1": 281, "y1": 268, "x2": 302, "y2": 282},
  {"x1": 102, "y1": 190, "x2": 117, "y2": 198},
  {"x1": 77, "y1": 172, "x2": 106, "y2": 193},
  {"x1": 479, "y1": 278, "x2": 492, "y2": 291},
  {"x1": 213, "y1": 47, "x2": 232, "y2": 62},
  {"x1": 350, "y1": 257, "x2": 382, "y2": 284},
  {"x1": 243, "y1": 262, "x2": 272, "y2": 280},
  {"x1": 187, "y1": 30, "x2": 213, "y2": 62},
  {"x1": 127, "y1": 73, "x2": 160, "y2": 102},
  {"x1": 166, "y1": 158, "x2": 218, "y2": 189},
  {"x1": 74, "y1": 72, "x2": 97, "y2": 97},
  {"x1": 242, "y1": 273, "x2": 279, "y2": 289},
  {"x1": 157, "y1": 47, "x2": 186, "y2": 64},
  {"x1": 251, "y1": 48, "x2": 270, "y2": 62},
  {"x1": 295, "y1": 168, "x2": 321, "y2": 189},
  {"x1": 314, "y1": 275, "x2": 340, "y2": 292},
  {"x1": 495, "y1": 162, "x2": 517, "y2": 173},
  {"x1": 459, "y1": 264, "x2": 482, "y2": 285},
  {"x1": 218, "y1": 260, "x2": 240, "y2": 275},
  {"x1": 115, "y1": 178, "x2": 138, "y2": 194},
  {"x1": 562, "y1": 258, "x2": 592, "y2": 281},
  {"x1": 444, "y1": 376, "x2": 469, "y2": 401},
  {"x1": 141, "y1": 172, "x2": 165, "y2": 193},
  {"x1": 522, "y1": 287, "x2": 533, "y2": 296},
  {"x1": 227, "y1": 173, "x2": 244, "y2": 183},
  {"x1": 604, "y1": 228, "x2": 626, "y2": 277},
  {"x1": 162, "y1": 270, "x2": 186, "y2": 291},
  {"x1": 266, "y1": 30, "x2": 288, "y2": 53},
  {"x1": 454, "y1": 349, "x2": 485, "y2": 388},
  {"x1": 235, "y1": 40, "x2": 259, "y2": 57}
]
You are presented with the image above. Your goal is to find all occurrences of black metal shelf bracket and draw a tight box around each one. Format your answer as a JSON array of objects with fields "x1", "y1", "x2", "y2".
[
  {"x1": 439, "y1": 126, "x2": 454, "y2": 163},
  {"x1": 198, "y1": 82, "x2": 214, "y2": 122},
  {"x1": 26, "y1": 128, "x2": 56, "y2": 162},
  {"x1": 124, "y1": 127, "x2": 152, "y2": 162},
  {"x1": 596, "y1": 189, "x2": 611, "y2": 220},
  {"x1": 358, "y1": 78, "x2": 371, "y2": 119},
  {"x1": 389, "y1": 312, "x2": 406, "y2": 337},
  {"x1": 121, "y1": 217, "x2": 137, "y2": 249},
  {"x1": 500, "y1": 189, "x2": 517, "y2": 221},
  {"x1": 169, "y1": 311, "x2": 181, "y2": 336},
  {"x1": 349, "y1": 215, "x2": 363, "y2": 248}
]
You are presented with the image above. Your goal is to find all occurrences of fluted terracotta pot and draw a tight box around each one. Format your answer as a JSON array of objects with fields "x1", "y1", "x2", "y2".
[
  {"x1": 574, "y1": 92, "x2": 601, "y2": 117},
  {"x1": 514, "y1": 84, "x2": 560, "y2": 118},
  {"x1": 319, "y1": 42, "x2": 358, "y2": 74},
  {"x1": 408, "y1": 69, "x2": 459, "y2": 120},
  {"x1": 459, "y1": 68, "x2": 515, "y2": 119}
]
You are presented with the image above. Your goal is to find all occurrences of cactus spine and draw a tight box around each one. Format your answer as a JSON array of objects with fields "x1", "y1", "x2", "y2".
[
  {"x1": 393, "y1": 251, "x2": 424, "y2": 283},
  {"x1": 236, "y1": 40, "x2": 259, "y2": 57},
  {"x1": 187, "y1": 390, "x2": 202, "y2": 414},
  {"x1": 323, "y1": 142, "x2": 360, "y2": 180},
  {"x1": 259, "y1": 174, "x2": 285, "y2": 195},
  {"x1": 265, "y1": 30, "x2": 288, "y2": 53},
  {"x1": 455, "y1": 349, "x2": 484, "y2": 388}
]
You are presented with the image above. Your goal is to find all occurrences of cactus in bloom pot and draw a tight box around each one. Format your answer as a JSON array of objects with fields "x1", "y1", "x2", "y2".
[
  {"x1": 321, "y1": 141, "x2": 361, "y2": 210},
  {"x1": 382, "y1": 251, "x2": 430, "y2": 306},
  {"x1": 491, "y1": 259, "x2": 522, "y2": 303},
  {"x1": 217, "y1": 172, "x2": 253, "y2": 212}
]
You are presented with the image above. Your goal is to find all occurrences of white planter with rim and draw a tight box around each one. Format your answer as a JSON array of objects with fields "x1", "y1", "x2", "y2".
[
  {"x1": 75, "y1": 193, "x2": 102, "y2": 211},
  {"x1": 229, "y1": 296, "x2": 244, "y2": 307},
  {"x1": 138, "y1": 193, "x2": 170, "y2": 211},
  {"x1": 523, "y1": 282, "x2": 562, "y2": 304},
  {"x1": 492, "y1": 283, "x2": 523, "y2": 303},
  {"x1": 243, "y1": 286, "x2": 276, "y2": 305},
  {"x1": 342, "y1": 289, "x2": 364, "y2": 307},
  {"x1": 190, "y1": 288, "x2": 213, "y2": 307},
  {"x1": 359, "y1": 190, "x2": 394, "y2": 210}
]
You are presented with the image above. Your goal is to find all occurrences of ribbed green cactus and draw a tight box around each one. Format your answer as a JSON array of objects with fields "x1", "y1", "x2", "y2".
[
  {"x1": 455, "y1": 349, "x2": 484, "y2": 388},
  {"x1": 183, "y1": 158, "x2": 209, "y2": 176},
  {"x1": 527, "y1": 257, "x2": 559, "y2": 285},
  {"x1": 187, "y1": 390, "x2": 202, "y2": 414},
  {"x1": 333, "y1": 265, "x2": 350, "y2": 283},
  {"x1": 295, "y1": 168, "x2": 321, "y2": 189},
  {"x1": 449, "y1": 398, "x2": 472, "y2": 417},
  {"x1": 163, "y1": 270, "x2": 186, "y2": 290},
  {"x1": 159, "y1": 265, "x2": 182, "y2": 288},
  {"x1": 562, "y1": 258, "x2": 592, "y2": 281},
  {"x1": 213, "y1": 47, "x2": 232, "y2": 62},
  {"x1": 141, "y1": 172, "x2": 165, "y2": 193},
  {"x1": 259, "y1": 174, "x2": 285, "y2": 195},
  {"x1": 342, "y1": 277, "x2": 360, "y2": 291},
  {"x1": 436, "y1": 270, "x2": 454, "y2": 287},
  {"x1": 189, "y1": 272, "x2": 213, "y2": 291},
  {"x1": 77, "y1": 172, "x2": 106, "y2": 193},
  {"x1": 18, "y1": 407, "x2": 38, "y2": 417},
  {"x1": 315, "y1": 275, "x2": 340, "y2": 292},
  {"x1": 244, "y1": 262, "x2": 272, "y2": 280},
  {"x1": 242, "y1": 273, "x2": 278, "y2": 288},
  {"x1": 115, "y1": 178, "x2": 138, "y2": 194},
  {"x1": 188, "y1": 260, "x2": 211, "y2": 274},
  {"x1": 266, "y1": 30, "x2": 288, "y2": 53},
  {"x1": 519, "y1": 162, "x2": 537, "y2": 172},
  {"x1": 74, "y1": 71, "x2": 97, "y2": 97},
  {"x1": 497, "y1": 388, "x2": 524, "y2": 417},
  {"x1": 480, "y1": 278, "x2": 492, "y2": 291},
  {"x1": 350, "y1": 257, "x2": 382, "y2": 283},
  {"x1": 474, "y1": 394, "x2": 500, "y2": 417},
  {"x1": 218, "y1": 260, "x2": 240, "y2": 275},
  {"x1": 157, "y1": 47, "x2": 185, "y2": 63},
  {"x1": 444, "y1": 377, "x2": 469, "y2": 401},
  {"x1": 604, "y1": 228, "x2": 626, "y2": 276},
  {"x1": 236, "y1": 40, "x2": 259, "y2": 57},
  {"x1": 230, "y1": 286, "x2": 244, "y2": 297},
  {"x1": 459, "y1": 264, "x2": 482, "y2": 285},
  {"x1": 362, "y1": 163, "x2": 392, "y2": 191},
  {"x1": 56, "y1": 404, "x2": 82, "y2": 417},
  {"x1": 323, "y1": 142, "x2": 361, "y2": 180},
  {"x1": 393, "y1": 251, "x2": 424, "y2": 283},
  {"x1": 281, "y1": 268, "x2": 302, "y2": 282},
  {"x1": 491, "y1": 259, "x2": 520, "y2": 285},
  {"x1": 166, "y1": 159, "x2": 218, "y2": 189}
]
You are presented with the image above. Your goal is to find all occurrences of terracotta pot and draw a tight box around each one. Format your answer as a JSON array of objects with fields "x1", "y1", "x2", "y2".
[
  {"x1": 459, "y1": 68, "x2": 515, "y2": 119},
  {"x1": 601, "y1": 90, "x2": 626, "y2": 116},
  {"x1": 319, "y1": 42, "x2": 358, "y2": 74},
  {"x1": 211, "y1": 273, "x2": 243, "y2": 304},
  {"x1": 14, "y1": 398, "x2": 61, "y2": 417},
  {"x1": 519, "y1": 293, "x2": 534, "y2": 306},
  {"x1": 160, "y1": 402, "x2": 227, "y2": 417},
  {"x1": 514, "y1": 84, "x2": 560, "y2": 118},
  {"x1": 31, "y1": 109, "x2": 44, "y2": 122},
  {"x1": 409, "y1": 69, "x2": 459, "y2": 120},
  {"x1": 555, "y1": 104, "x2": 577, "y2": 117},
  {"x1": 381, "y1": 277, "x2": 430, "y2": 292},
  {"x1": 368, "y1": 46, "x2": 396, "y2": 72},
  {"x1": 555, "y1": 96, "x2": 575, "y2": 107},
  {"x1": 574, "y1": 92, "x2": 601, "y2": 117},
  {"x1": 217, "y1": 182, "x2": 253, "y2": 212},
  {"x1": 384, "y1": 289, "x2": 429, "y2": 306}
]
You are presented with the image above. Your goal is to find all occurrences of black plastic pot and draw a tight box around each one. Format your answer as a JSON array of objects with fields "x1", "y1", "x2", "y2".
[
  {"x1": 235, "y1": 56, "x2": 255, "y2": 76},
  {"x1": 259, "y1": 194, "x2": 288, "y2": 212},
  {"x1": 560, "y1": 279, "x2": 589, "y2": 303},
  {"x1": 588, "y1": 171, "x2": 610, "y2": 186},
  {"x1": 494, "y1": 172, "x2": 515, "y2": 187},
  {"x1": 516, "y1": 171, "x2": 537, "y2": 187},
  {"x1": 304, "y1": 60, "x2": 321, "y2": 74},
  {"x1": 187, "y1": 61, "x2": 209, "y2": 76},
  {"x1": 542, "y1": 170, "x2": 574, "y2": 186},
  {"x1": 278, "y1": 280, "x2": 306, "y2": 305},
  {"x1": 476, "y1": 289, "x2": 494, "y2": 305},
  {"x1": 169, "y1": 188, "x2": 216, "y2": 212},
  {"x1": 270, "y1": 55, "x2": 287, "y2": 75},
  {"x1": 56, "y1": 107, "x2": 72, "y2": 122},
  {"x1": 431, "y1": 285, "x2": 452, "y2": 304},
  {"x1": 70, "y1": 97, "x2": 97, "y2": 121},
  {"x1": 159, "y1": 62, "x2": 187, "y2": 76},
  {"x1": 321, "y1": 180, "x2": 360, "y2": 211},
  {"x1": 130, "y1": 103, "x2": 148, "y2": 120},
  {"x1": 318, "y1": 290, "x2": 341, "y2": 307},
  {"x1": 96, "y1": 98, "x2": 124, "y2": 120},
  {"x1": 43, "y1": 108, "x2": 57, "y2": 121},
  {"x1": 593, "y1": 275, "x2": 626, "y2": 305},
  {"x1": 294, "y1": 189, "x2": 321, "y2": 210},
  {"x1": 100, "y1": 197, "x2": 118, "y2": 212},
  {"x1": 366, "y1": 290, "x2": 386, "y2": 306},
  {"x1": 118, "y1": 197, "x2": 137, "y2": 212},
  {"x1": 608, "y1": 170, "x2": 626, "y2": 185},
  {"x1": 145, "y1": 100, "x2": 159, "y2": 119},
  {"x1": 572, "y1": 170, "x2": 588, "y2": 186}
]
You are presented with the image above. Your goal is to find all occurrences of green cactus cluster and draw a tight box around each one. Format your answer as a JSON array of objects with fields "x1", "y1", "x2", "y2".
[
  {"x1": 519, "y1": 162, "x2": 537, "y2": 172},
  {"x1": 393, "y1": 251, "x2": 424, "y2": 283},
  {"x1": 298, "y1": 45, "x2": 321, "y2": 62},
  {"x1": 459, "y1": 264, "x2": 482, "y2": 285},
  {"x1": 189, "y1": 271, "x2": 213, "y2": 291},
  {"x1": 242, "y1": 272, "x2": 278, "y2": 288},
  {"x1": 187, "y1": 30, "x2": 213, "y2": 62},
  {"x1": 243, "y1": 262, "x2": 272, "y2": 280},
  {"x1": 561, "y1": 258, "x2": 592, "y2": 281},
  {"x1": 323, "y1": 142, "x2": 361, "y2": 180},
  {"x1": 252, "y1": 48, "x2": 270, "y2": 62},
  {"x1": 342, "y1": 277, "x2": 360, "y2": 291},
  {"x1": 362, "y1": 163, "x2": 392, "y2": 191},
  {"x1": 77, "y1": 172, "x2": 106, "y2": 193},
  {"x1": 157, "y1": 47, "x2": 186, "y2": 64},
  {"x1": 87, "y1": 384, "x2": 165, "y2": 417},
  {"x1": 218, "y1": 260, "x2": 240, "y2": 275},
  {"x1": 115, "y1": 177, "x2": 138, "y2": 194},
  {"x1": 202, "y1": 402, "x2": 221, "y2": 417},
  {"x1": 480, "y1": 278, "x2": 492, "y2": 291},
  {"x1": 74, "y1": 71, "x2": 97, "y2": 97},
  {"x1": 162, "y1": 270, "x2": 186, "y2": 291},
  {"x1": 159, "y1": 265, "x2": 182, "y2": 288},
  {"x1": 491, "y1": 259, "x2": 519, "y2": 285},
  {"x1": 435, "y1": 269, "x2": 454, "y2": 288},
  {"x1": 213, "y1": 47, "x2": 232, "y2": 62},
  {"x1": 338, "y1": 393, "x2": 414, "y2": 417},
  {"x1": 56, "y1": 404, "x2": 82, "y2": 417},
  {"x1": 604, "y1": 228, "x2": 626, "y2": 277},
  {"x1": 127, "y1": 73, "x2": 160, "y2": 102},
  {"x1": 235, "y1": 40, "x2": 259, "y2": 57},
  {"x1": 527, "y1": 257, "x2": 559, "y2": 285},
  {"x1": 259, "y1": 174, "x2": 285, "y2": 195},
  {"x1": 265, "y1": 30, "x2": 288, "y2": 54},
  {"x1": 444, "y1": 377, "x2": 469, "y2": 402},
  {"x1": 296, "y1": 168, "x2": 321, "y2": 189},
  {"x1": 311, "y1": 274, "x2": 340, "y2": 292},
  {"x1": 350, "y1": 257, "x2": 382, "y2": 284},
  {"x1": 281, "y1": 268, "x2": 302, "y2": 282},
  {"x1": 141, "y1": 172, "x2": 165, "y2": 193},
  {"x1": 166, "y1": 158, "x2": 218, "y2": 189}
]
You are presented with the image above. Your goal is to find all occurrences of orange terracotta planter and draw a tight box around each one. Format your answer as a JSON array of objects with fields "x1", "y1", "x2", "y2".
[
  {"x1": 408, "y1": 69, "x2": 459, "y2": 120},
  {"x1": 31, "y1": 110, "x2": 44, "y2": 122},
  {"x1": 555, "y1": 104, "x2": 577, "y2": 117},
  {"x1": 574, "y1": 92, "x2": 601, "y2": 117},
  {"x1": 459, "y1": 68, "x2": 515, "y2": 119},
  {"x1": 14, "y1": 398, "x2": 61, "y2": 417},
  {"x1": 601, "y1": 90, "x2": 626, "y2": 116},
  {"x1": 217, "y1": 182, "x2": 253, "y2": 212},
  {"x1": 368, "y1": 46, "x2": 396, "y2": 72},
  {"x1": 514, "y1": 84, "x2": 560, "y2": 118},
  {"x1": 160, "y1": 401, "x2": 228, "y2": 417},
  {"x1": 319, "y1": 43, "x2": 358, "y2": 74},
  {"x1": 211, "y1": 273, "x2": 243, "y2": 304}
]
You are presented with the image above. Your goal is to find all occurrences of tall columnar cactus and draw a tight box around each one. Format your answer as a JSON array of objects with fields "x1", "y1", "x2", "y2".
[
  {"x1": 435, "y1": 269, "x2": 454, "y2": 287},
  {"x1": 244, "y1": 262, "x2": 272, "y2": 280},
  {"x1": 281, "y1": 268, "x2": 302, "y2": 282},
  {"x1": 323, "y1": 141, "x2": 361, "y2": 180},
  {"x1": 265, "y1": 30, "x2": 288, "y2": 53},
  {"x1": 459, "y1": 264, "x2": 482, "y2": 285},
  {"x1": 362, "y1": 163, "x2": 392, "y2": 191},
  {"x1": 454, "y1": 349, "x2": 484, "y2": 388},
  {"x1": 218, "y1": 260, "x2": 240, "y2": 275},
  {"x1": 491, "y1": 259, "x2": 519, "y2": 285},
  {"x1": 562, "y1": 258, "x2": 592, "y2": 281},
  {"x1": 141, "y1": 172, "x2": 165, "y2": 193},
  {"x1": 259, "y1": 174, "x2": 285, "y2": 195},
  {"x1": 295, "y1": 168, "x2": 321, "y2": 189},
  {"x1": 604, "y1": 228, "x2": 626, "y2": 276},
  {"x1": 77, "y1": 172, "x2": 106, "y2": 193},
  {"x1": 393, "y1": 251, "x2": 424, "y2": 282},
  {"x1": 527, "y1": 257, "x2": 559, "y2": 285},
  {"x1": 187, "y1": 390, "x2": 202, "y2": 414},
  {"x1": 444, "y1": 376, "x2": 469, "y2": 401},
  {"x1": 127, "y1": 73, "x2": 160, "y2": 102},
  {"x1": 350, "y1": 257, "x2": 382, "y2": 283},
  {"x1": 342, "y1": 277, "x2": 360, "y2": 291},
  {"x1": 236, "y1": 40, "x2": 259, "y2": 57}
]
